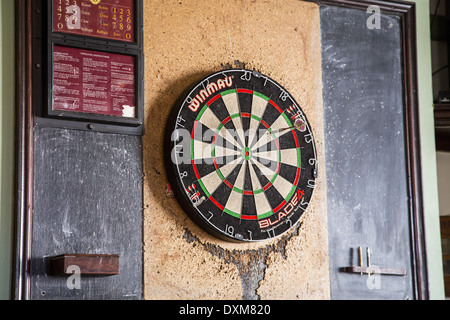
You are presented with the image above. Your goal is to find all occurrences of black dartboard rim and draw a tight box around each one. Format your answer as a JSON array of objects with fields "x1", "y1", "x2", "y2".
[{"x1": 165, "y1": 69, "x2": 317, "y2": 242}]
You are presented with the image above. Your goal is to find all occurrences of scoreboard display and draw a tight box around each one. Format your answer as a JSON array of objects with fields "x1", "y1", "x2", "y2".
[{"x1": 52, "y1": 0, "x2": 135, "y2": 43}]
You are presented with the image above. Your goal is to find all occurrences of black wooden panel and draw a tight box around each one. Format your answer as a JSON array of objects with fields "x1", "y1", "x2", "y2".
[
  {"x1": 30, "y1": 127, "x2": 143, "y2": 300},
  {"x1": 321, "y1": 6, "x2": 414, "y2": 299}
]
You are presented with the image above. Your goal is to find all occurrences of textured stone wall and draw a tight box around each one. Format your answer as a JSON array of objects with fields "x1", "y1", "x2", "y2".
[{"x1": 142, "y1": 0, "x2": 329, "y2": 300}]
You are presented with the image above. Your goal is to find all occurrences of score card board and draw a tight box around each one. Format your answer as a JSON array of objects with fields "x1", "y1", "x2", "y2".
[
  {"x1": 52, "y1": 45, "x2": 136, "y2": 118},
  {"x1": 53, "y1": 0, "x2": 135, "y2": 43}
]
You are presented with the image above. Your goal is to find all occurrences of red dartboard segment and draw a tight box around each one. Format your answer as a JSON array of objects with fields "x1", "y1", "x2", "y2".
[
  {"x1": 192, "y1": 160, "x2": 200, "y2": 180},
  {"x1": 222, "y1": 116, "x2": 232, "y2": 126},
  {"x1": 293, "y1": 130, "x2": 300, "y2": 148},
  {"x1": 237, "y1": 88, "x2": 253, "y2": 95},
  {"x1": 207, "y1": 94, "x2": 221, "y2": 106},
  {"x1": 269, "y1": 99, "x2": 284, "y2": 114},
  {"x1": 223, "y1": 180, "x2": 233, "y2": 189},
  {"x1": 294, "y1": 168, "x2": 301, "y2": 186},
  {"x1": 262, "y1": 182, "x2": 272, "y2": 191},
  {"x1": 273, "y1": 201, "x2": 287, "y2": 214},
  {"x1": 241, "y1": 215, "x2": 258, "y2": 221},
  {"x1": 260, "y1": 119, "x2": 270, "y2": 129},
  {"x1": 209, "y1": 196, "x2": 224, "y2": 211},
  {"x1": 191, "y1": 120, "x2": 199, "y2": 140}
]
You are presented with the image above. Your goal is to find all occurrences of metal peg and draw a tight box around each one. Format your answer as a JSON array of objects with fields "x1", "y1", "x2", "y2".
[{"x1": 358, "y1": 247, "x2": 363, "y2": 274}]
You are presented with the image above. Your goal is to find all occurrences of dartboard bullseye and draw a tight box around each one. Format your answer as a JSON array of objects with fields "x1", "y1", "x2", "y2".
[{"x1": 166, "y1": 69, "x2": 317, "y2": 242}]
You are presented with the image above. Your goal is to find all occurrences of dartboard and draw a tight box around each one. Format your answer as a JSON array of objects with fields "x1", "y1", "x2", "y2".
[{"x1": 166, "y1": 69, "x2": 317, "y2": 242}]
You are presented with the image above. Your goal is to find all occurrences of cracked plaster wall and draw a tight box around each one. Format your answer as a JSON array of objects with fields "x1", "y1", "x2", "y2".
[{"x1": 143, "y1": 0, "x2": 330, "y2": 300}]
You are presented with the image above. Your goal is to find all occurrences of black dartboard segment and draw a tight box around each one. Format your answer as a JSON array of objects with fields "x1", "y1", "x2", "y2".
[{"x1": 166, "y1": 69, "x2": 317, "y2": 242}]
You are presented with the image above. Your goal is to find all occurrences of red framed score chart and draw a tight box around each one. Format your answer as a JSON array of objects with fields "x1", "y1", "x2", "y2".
[
  {"x1": 52, "y1": 46, "x2": 136, "y2": 118},
  {"x1": 52, "y1": 0, "x2": 135, "y2": 43},
  {"x1": 32, "y1": 0, "x2": 144, "y2": 135}
]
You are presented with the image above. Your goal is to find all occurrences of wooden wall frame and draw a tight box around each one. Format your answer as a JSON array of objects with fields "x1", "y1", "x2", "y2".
[
  {"x1": 14, "y1": 0, "x2": 34, "y2": 300},
  {"x1": 434, "y1": 104, "x2": 450, "y2": 152},
  {"x1": 12, "y1": 0, "x2": 428, "y2": 299},
  {"x1": 440, "y1": 216, "x2": 450, "y2": 297}
]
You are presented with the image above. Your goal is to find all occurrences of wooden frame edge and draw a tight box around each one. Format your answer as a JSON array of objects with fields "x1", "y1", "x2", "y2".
[
  {"x1": 401, "y1": 2, "x2": 429, "y2": 301},
  {"x1": 12, "y1": 0, "x2": 34, "y2": 300}
]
